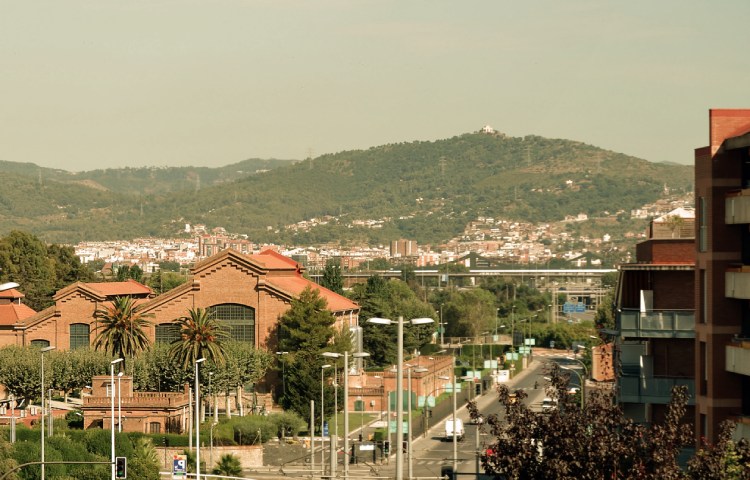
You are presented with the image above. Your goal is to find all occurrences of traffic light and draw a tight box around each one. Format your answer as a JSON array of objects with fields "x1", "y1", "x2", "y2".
[
  {"x1": 115, "y1": 456, "x2": 127, "y2": 479},
  {"x1": 383, "y1": 441, "x2": 390, "y2": 455},
  {"x1": 428, "y1": 409, "x2": 433, "y2": 418}
]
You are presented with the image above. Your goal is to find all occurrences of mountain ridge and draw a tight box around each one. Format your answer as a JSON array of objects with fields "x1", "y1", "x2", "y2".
[{"x1": 0, "y1": 131, "x2": 693, "y2": 245}]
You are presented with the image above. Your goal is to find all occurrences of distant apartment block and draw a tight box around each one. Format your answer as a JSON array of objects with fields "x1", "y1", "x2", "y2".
[
  {"x1": 614, "y1": 208, "x2": 696, "y2": 428},
  {"x1": 390, "y1": 239, "x2": 418, "y2": 258},
  {"x1": 695, "y1": 109, "x2": 750, "y2": 443}
]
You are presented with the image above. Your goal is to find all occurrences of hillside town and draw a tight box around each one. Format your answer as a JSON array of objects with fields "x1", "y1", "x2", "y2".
[{"x1": 73, "y1": 192, "x2": 694, "y2": 272}]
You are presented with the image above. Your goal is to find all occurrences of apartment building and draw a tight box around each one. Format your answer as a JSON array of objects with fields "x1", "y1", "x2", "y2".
[
  {"x1": 614, "y1": 208, "x2": 696, "y2": 426},
  {"x1": 695, "y1": 109, "x2": 750, "y2": 443}
]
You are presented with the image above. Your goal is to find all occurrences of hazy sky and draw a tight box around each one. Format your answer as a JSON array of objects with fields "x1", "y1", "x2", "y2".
[{"x1": 1, "y1": 1, "x2": 748, "y2": 172}]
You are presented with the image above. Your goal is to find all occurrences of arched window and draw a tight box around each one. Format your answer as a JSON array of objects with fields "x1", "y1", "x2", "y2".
[
  {"x1": 30, "y1": 339, "x2": 50, "y2": 348},
  {"x1": 70, "y1": 323, "x2": 90, "y2": 350},
  {"x1": 155, "y1": 323, "x2": 180, "y2": 345},
  {"x1": 207, "y1": 304, "x2": 255, "y2": 344}
]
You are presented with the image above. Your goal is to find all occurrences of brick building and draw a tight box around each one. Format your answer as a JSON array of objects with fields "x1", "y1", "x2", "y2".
[
  {"x1": 2, "y1": 248, "x2": 358, "y2": 351},
  {"x1": 614, "y1": 208, "x2": 696, "y2": 427},
  {"x1": 694, "y1": 109, "x2": 750, "y2": 443},
  {"x1": 81, "y1": 375, "x2": 190, "y2": 434},
  {"x1": 0, "y1": 248, "x2": 360, "y2": 433}
]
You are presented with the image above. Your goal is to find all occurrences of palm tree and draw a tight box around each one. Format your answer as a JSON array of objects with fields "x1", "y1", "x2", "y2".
[
  {"x1": 93, "y1": 295, "x2": 153, "y2": 369},
  {"x1": 169, "y1": 307, "x2": 229, "y2": 370},
  {"x1": 212, "y1": 453, "x2": 243, "y2": 477}
]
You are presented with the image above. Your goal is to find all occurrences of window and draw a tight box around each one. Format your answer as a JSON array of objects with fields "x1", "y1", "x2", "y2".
[
  {"x1": 30, "y1": 339, "x2": 50, "y2": 348},
  {"x1": 149, "y1": 422, "x2": 161, "y2": 434},
  {"x1": 354, "y1": 400, "x2": 365, "y2": 412},
  {"x1": 155, "y1": 324, "x2": 180, "y2": 345},
  {"x1": 70, "y1": 323, "x2": 90, "y2": 350},
  {"x1": 699, "y1": 197, "x2": 708, "y2": 252},
  {"x1": 208, "y1": 304, "x2": 255, "y2": 343}
]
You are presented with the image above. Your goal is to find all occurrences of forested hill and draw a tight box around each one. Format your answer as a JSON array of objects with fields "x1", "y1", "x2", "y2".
[{"x1": 0, "y1": 131, "x2": 693, "y2": 245}]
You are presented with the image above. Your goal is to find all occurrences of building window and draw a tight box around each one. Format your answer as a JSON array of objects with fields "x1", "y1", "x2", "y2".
[
  {"x1": 149, "y1": 422, "x2": 161, "y2": 434},
  {"x1": 155, "y1": 323, "x2": 181, "y2": 344},
  {"x1": 30, "y1": 339, "x2": 50, "y2": 348},
  {"x1": 699, "y1": 197, "x2": 708, "y2": 252},
  {"x1": 700, "y1": 269, "x2": 707, "y2": 324},
  {"x1": 208, "y1": 304, "x2": 255, "y2": 343},
  {"x1": 70, "y1": 323, "x2": 90, "y2": 350},
  {"x1": 354, "y1": 400, "x2": 365, "y2": 412}
]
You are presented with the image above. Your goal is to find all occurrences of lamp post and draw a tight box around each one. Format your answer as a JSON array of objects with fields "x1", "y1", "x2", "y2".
[
  {"x1": 207, "y1": 372, "x2": 214, "y2": 424},
  {"x1": 322, "y1": 350, "x2": 370, "y2": 478},
  {"x1": 564, "y1": 357, "x2": 590, "y2": 409},
  {"x1": 40, "y1": 345, "x2": 55, "y2": 480},
  {"x1": 110, "y1": 358, "x2": 123, "y2": 480},
  {"x1": 368, "y1": 317, "x2": 434, "y2": 480},
  {"x1": 195, "y1": 357, "x2": 206, "y2": 480},
  {"x1": 320, "y1": 364, "x2": 331, "y2": 471},
  {"x1": 117, "y1": 372, "x2": 123, "y2": 432},
  {"x1": 451, "y1": 356, "x2": 458, "y2": 474},
  {"x1": 406, "y1": 365, "x2": 427, "y2": 480}
]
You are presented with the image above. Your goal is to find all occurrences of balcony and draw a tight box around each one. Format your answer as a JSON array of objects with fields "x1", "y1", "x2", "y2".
[
  {"x1": 726, "y1": 190, "x2": 750, "y2": 224},
  {"x1": 726, "y1": 267, "x2": 750, "y2": 299},
  {"x1": 726, "y1": 342, "x2": 750, "y2": 376},
  {"x1": 618, "y1": 309, "x2": 695, "y2": 338},
  {"x1": 618, "y1": 375, "x2": 695, "y2": 405}
]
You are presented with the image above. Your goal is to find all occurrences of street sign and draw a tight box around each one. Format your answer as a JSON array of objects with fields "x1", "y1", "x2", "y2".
[
  {"x1": 359, "y1": 443, "x2": 375, "y2": 451},
  {"x1": 172, "y1": 454, "x2": 187, "y2": 479},
  {"x1": 323, "y1": 421, "x2": 329, "y2": 437},
  {"x1": 576, "y1": 303, "x2": 586, "y2": 313}
]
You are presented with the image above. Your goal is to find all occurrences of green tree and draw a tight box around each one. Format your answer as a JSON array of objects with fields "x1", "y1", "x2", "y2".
[
  {"x1": 49, "y1": 348, "x2": 110, "y2": 401},
  {"x1": 320, "y1": 260, "x2": 344, "y2": 294},
  {"x1": 348, "y1": 276, "x2": 436, "y2": 367},
  {"x1": 0, "y1": 345, "x2": 46, "y2": 406},
  {"x1": 0, "y1": 433, "x2": 19, "y2": 480},
  {"x1": 687, "y1": 420, "x2": 750, "y2": 479},
  {"x1": 212, "y1": 453, "x2": 243, "y2": 476},
  {"x1": 93, "y1": 295, "x2": 154, "y2": 370},
  {"x1": 277, "y1": 286, "x2": 349, "y2": 419},
  {"x1": 169, "y1": 307, "x2": 229, "y2": 370},
  {"x1": 0, "y1": 230, "x2": 56, "y2": 311},
  {"x1": 472, "y1": 367, "x2": 695, "y2": 479},
  {"x1": 132, "y1": 342, "x2": 191, "y2": 393}
]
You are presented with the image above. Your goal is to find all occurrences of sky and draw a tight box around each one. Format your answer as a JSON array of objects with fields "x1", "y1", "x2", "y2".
[{"x1": 1, "y1": 1, "x2": 748, "y2": 172}]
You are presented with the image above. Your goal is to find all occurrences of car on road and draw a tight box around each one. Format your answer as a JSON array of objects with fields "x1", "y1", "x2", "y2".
[
  {"x1": 444, "y1": 419, "x2": 464, "y2": 441},
  {"x1": 541, "y1": 397, "x2": 558, "y2": 412}
]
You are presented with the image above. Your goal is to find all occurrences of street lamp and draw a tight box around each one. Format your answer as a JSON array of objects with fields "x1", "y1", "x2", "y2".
[
  {"x1": 564, "y1": 356, "x2": 590, "y2": 409},
  {"x1": 117, "y1": 372, "x2": 123, "y2": 433},
  {"x1": 40, "y1": 345, "x2": 55, "y2": 480},
  {"x1": 110, "y1": 357, "x2": 123, "y2": 480},
  {"x1": 320, "y1": 364, "x2": 332, "y2": 470},
  {"x1": 406, "y1": 365, "x2": 427, "y2": 480},
  {"x1": 367, "y1": 316, "x2": 434, "y2": 480},
  {"x1": 208, "y1": 372, "x2": 217, "y2": 424},
  {"x1": 194, "y1": 358, "x2": 206, "y2": 480},
  {"x1": 322, "y1": 350, "x2": 370, "y2": 478}
]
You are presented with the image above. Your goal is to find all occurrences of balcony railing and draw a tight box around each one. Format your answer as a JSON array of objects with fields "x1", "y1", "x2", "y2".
[
  {"x1": 618, "y1": 309, "x2": 695, "y2": 338},
  {"x1": 726, "y1": 267, "x2": 750, "y2": 299},
  {"x1": 726, "y1": 343, "x2": 750, "y2": 376},
  {"x1": 726, "y1": 190, "x2": 750, "y2": 224},
  {"x1": 618, "y1": 375, "x2": 695, "y2": 404}
]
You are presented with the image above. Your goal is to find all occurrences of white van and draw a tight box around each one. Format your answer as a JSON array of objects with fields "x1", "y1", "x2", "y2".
[{"x1": 444, "y1": 419, "x2": 464, "y2": 441}]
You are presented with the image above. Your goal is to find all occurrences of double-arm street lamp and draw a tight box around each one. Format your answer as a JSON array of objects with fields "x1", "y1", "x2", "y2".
[
  {"x1": 321, "y1": 350, "x2": 370, "y2": 478},
  {"x1": 562, "y1": 356, "x2": 589, "y2": 409},
  {"x1": 367, "y1": 316, "x2": 434, "y2": 480}
]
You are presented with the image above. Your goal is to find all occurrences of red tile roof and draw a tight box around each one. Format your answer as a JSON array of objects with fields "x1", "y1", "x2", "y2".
[
  {"x1": 83, "y1": 279, "x2": 152, "y2": 296},
  {"x1": 0, "y1": 303, "x2": 37, "y2": 326},
  {"x1": 266, "y1": 276, "x2": 358, "y2": 312},
  {"x1": 0, "y1": 288, "x2": 24, "y2": 299}
]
